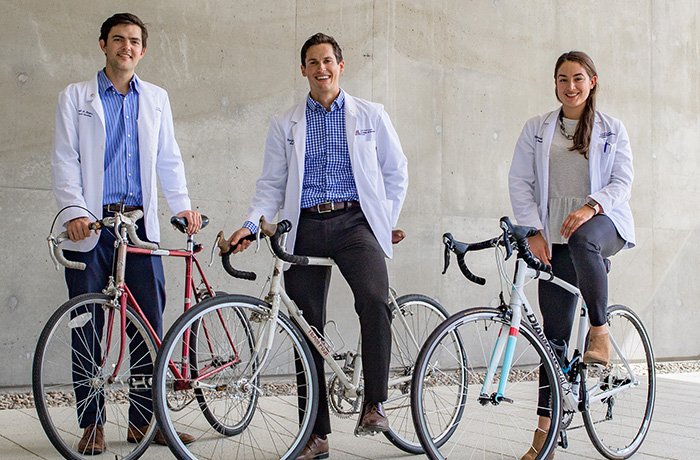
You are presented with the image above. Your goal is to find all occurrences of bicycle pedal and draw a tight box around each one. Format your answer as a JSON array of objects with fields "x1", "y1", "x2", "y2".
[
  {"x1": 559, "y1": 429, "x2": 569, "y2": 449},
  {"x1": 353, "y1": 427, "x2": 377, "y2": 437}
]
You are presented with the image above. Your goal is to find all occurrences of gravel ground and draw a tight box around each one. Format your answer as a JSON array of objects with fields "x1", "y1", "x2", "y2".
[{"x1": 2, "y1": 360, "x2": 697, "y2": 411}]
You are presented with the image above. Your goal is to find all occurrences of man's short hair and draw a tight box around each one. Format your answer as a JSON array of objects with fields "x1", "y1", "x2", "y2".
[
  {"x1": 100, "y1": 13, "x2": 148, "y2": 48},
  {"x1": 300, "y1": 33, "x2": 343, "y2": 66}
]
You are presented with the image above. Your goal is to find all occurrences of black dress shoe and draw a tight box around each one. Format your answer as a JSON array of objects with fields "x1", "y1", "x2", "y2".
[
  {"x1": 296, "y1": 433, "x2": 329, "y2": 460},
  {"x1": 357, "y1": 401, "x2": 390, "y2": 434}
]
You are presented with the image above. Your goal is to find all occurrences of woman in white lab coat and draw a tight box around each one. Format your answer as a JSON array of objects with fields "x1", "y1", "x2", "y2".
[{"x1": 508, "y1": 51, "x2": 635, "y2": 460}]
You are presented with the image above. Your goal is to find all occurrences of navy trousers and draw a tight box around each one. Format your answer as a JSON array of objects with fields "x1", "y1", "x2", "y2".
[
  {"x1": 284, "y1": 207, "x2": 391, "y2": 436},
  {"x1": 64, "y1": 216, "x2": 165, "y2": 428}
]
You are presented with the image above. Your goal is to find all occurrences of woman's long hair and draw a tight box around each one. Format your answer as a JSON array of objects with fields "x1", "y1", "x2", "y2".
[{"x1": 555, "y1": 51, "x2": 598, "y2": 158}]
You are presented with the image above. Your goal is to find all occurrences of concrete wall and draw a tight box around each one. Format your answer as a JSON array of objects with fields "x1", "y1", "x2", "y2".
[{"x1": 1, "y1": 0, "x2": 698, "y2": 387}]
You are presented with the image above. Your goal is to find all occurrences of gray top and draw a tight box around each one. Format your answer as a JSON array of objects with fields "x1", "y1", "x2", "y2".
[{"x1": 548, "y1": 117, "x2": 590, "y2": 244}]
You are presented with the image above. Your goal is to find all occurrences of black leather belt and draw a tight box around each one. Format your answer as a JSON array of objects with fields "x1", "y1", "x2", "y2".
[
  {"x1": 301, "y1": 201, "x2": 360, "y2": 214},
  {"x1": 103, "y1": 204, "x2": 143, "y2": 213}
]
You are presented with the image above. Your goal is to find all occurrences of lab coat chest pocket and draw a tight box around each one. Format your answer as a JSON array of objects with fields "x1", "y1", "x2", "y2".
[
  {"x1": 354, "y1": 130, "x2": 378, "y2": 173},
  {"x1": 598, "y1": 139, "x2": 616, "y2": 176}
]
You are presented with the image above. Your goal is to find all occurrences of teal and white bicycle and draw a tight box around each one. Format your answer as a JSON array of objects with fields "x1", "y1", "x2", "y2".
[{"x1": 410, "y1": 216, "x2": 655, "y2": 460}]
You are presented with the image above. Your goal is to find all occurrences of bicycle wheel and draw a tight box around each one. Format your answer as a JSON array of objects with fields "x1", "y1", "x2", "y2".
[
  {"x1": 383, "y1": 293, "x2": 457, "y2": 453},
  {"x1": 153, "y1": 294, "x2": 318, "y2": 460},
  {"x1": 411, "y1": 307, "x2": 562, "y2": 460},
  {"x1": 583, "y1": 304, "x2": 656, "y2": 459},
  {"x1": 191, "y1": 303, "x2": 257, "y2": 435},
  {"x1": 32, "y1": 293, "x2": 158, "y2": 460}
]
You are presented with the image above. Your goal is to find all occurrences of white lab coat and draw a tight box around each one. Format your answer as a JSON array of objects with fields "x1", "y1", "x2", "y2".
[
  {"x1": 246, "y1": 92, "x2": 408, "y2": 258},
  {"x1": 52, "y1": 73, "x2": 192, "y2": 252},
  {"x1": 509, "y1": 109, "x2": 635, "y2": 248}
]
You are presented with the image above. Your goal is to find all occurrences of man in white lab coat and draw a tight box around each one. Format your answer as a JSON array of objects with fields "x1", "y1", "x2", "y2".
[
  {"x1": 227, "y1": 32, "x2": 408, "y2": 460},
  {"x1": 52, "y1": 12, "x2": 199, "y2": 455}
]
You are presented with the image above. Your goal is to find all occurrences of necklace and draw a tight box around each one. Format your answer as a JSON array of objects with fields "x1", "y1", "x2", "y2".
[{"x1": 558, "y1": 110, "x2": 575, "y2": 141}]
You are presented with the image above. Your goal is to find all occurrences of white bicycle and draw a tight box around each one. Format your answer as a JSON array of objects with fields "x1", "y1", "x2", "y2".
[
  {"x1": 152, "y1": 218, "x2": 464, "y2": 459},
  {"x1": 411, "y1": 216, "x2": 655, "y2": 460}
]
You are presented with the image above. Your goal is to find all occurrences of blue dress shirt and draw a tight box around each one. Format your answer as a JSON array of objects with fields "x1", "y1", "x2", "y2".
[{"x1": 98, "y1": 70, "x2": 142, "y2": 206}]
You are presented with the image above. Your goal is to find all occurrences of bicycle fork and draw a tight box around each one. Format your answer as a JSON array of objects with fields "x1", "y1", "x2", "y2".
[{"x1": 478, "y1": 260, "x2": 531, "y2": 405}]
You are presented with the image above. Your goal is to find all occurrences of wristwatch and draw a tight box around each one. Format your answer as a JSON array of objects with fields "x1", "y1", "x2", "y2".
[{"x1": 584, "y1": 198, "x2": 601, "y2": 215}]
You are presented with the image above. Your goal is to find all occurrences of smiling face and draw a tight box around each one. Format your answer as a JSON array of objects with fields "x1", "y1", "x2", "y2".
[
  {"x1": 301, "y1": 43, "x2": 344, "y2": 105},
  {"x1": 555, "y1": 60, "x2": 597, "y2": 119},
  {"x1": 99, "y1": 23, "x2": 146, "y2": 79}
]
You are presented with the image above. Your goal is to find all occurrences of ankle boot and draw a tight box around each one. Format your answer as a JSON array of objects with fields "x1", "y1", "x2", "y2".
[
  {"x1": 583, "y1": 332, "x2": 611, "y2": 366},
  {"x1": 521, "y1": 429, "x2": 555, "y2": 460}
]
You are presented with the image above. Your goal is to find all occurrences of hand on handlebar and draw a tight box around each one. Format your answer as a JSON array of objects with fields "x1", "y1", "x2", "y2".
[
  {"x1": 392, "y1": 229, "x2": 406, "y2": 244},
  {"x1": 176, "y1": 210, "x2": 202, "y2": 235},
  {"x1": 527, "y1": 232, "x2": 551, "y2": 266},
  {"x1": 225, "y1": 227, "x2": 253, "y2": 254},
  {"x1": 66, "y1": 217, "x2": 93, "y2": 242}
]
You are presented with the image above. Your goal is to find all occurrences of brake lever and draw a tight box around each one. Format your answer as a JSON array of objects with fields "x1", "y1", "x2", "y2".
[
  {"x1": 209, "y1": 232, "x2": 224, "y2": 267},
  {"x1": 502, "y1": 227, "x2": 513, "y2": 260},
  {"x1": 47, "y1": 235, "x2": 59, "y2": 270},
  {"x1": 255, "y1": 227, "x2": 262, "y2": 253},
  {"x1": 442, "y1": 234, "x2": 453, "y2": 275}
]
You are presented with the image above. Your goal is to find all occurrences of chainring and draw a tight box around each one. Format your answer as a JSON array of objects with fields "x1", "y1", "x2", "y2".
[{"x1": 327, "y1": 374, "x2": 362, "y2": 419}]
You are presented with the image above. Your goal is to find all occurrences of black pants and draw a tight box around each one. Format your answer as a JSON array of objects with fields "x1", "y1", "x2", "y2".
[
  {"x1": 537, "y1": 215, "x2": 625, "y2": 417},
  {"x1": 64, "y1": 217, "x2": 165, "y2": 428},
  {"x1": 284, "y1": 207, "x2": 391, "y2": 436}
]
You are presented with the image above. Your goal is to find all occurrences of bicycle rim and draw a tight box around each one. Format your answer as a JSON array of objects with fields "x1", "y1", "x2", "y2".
[
  {"x1": 412, "y1": 307, "x2": 561, "y2": 460},
  {"x1": 583, "y1": 304, "x2": 656, "y2": 459},
  {"x1": 191, "y1": 304, "x2": 258, "y2": 435},
  {"x1": 383, "y1": 294, "x2": 453, "y2": 453},
  {"x1": 153, "y1": 294, "x2": 318, "y2": 460},
  {"x1": 32, "y1": 293, "x2": 157, "y2": 460}
]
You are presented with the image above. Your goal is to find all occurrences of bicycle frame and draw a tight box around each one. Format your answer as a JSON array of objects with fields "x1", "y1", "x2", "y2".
[
  {"x1": 243, "y1": 234, "x2": 423, "y2": 400},
  {"x1": 481, "y1": 256, "x2": 643, "y2": 414},
  {"x1": 101, "y1": 215, "x2": 220, "y2": 386}
]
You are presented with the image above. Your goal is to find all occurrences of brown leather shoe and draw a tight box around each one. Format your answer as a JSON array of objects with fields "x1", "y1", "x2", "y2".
[
  {"x1": 357, "y1": 402, "x2": 390, "y2": 434},
  {"x1": 521, "y1": 429, "x2": 555, "y2": 460},
  {"x1": 127, "y1": 424, "x2": 195, "y2": 446},
  {"x1": 295, "y1": 433, "x2": 329, "y2": 460},
  {"x1": 77, "y1": 424, "x2": 105, "y2": 455},
  {"x1": 583, "y1": 332, "x2": 611, "y2": 366}
]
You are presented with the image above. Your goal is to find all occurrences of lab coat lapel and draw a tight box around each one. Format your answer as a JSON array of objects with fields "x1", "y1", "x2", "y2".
[
  {"x1": 290, "y1": 101, "x2": 307, "y2": 188},
  {"x1": 344, "y1": 95, "x2": 357, "y2": 167},
  {"x1": 588, "y1": 112, "x2": 603, "y2": 192}
]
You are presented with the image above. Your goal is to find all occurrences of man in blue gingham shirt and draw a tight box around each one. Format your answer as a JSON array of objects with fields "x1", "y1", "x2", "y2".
[
  {"x1": 301, "y1": 90, "x2": 359, "y2": 208},
  {"x1": 228, "y1": 33, "x2": 408, "y2": 459}
]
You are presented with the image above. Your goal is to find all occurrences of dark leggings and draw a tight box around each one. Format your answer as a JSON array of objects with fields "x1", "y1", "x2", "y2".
[{"x1": 537, "y1": 215, "x2": 625, "y2": 417}]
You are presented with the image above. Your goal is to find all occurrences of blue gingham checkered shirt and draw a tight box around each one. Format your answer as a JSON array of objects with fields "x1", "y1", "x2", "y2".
[
  {"x1": 243, "y1": 90, "x2": 360, "y2": 235},
  {"x1": 300, "y1": 90, "x2": 359, "y2": 208},
  {"x1": 98, "y1": 69, "x2": 142, "y2": 206}
]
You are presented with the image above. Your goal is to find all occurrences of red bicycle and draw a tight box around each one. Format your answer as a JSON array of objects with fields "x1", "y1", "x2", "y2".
[{"x1": 33, "y1": 208, "x2": 254, "y2": 460}]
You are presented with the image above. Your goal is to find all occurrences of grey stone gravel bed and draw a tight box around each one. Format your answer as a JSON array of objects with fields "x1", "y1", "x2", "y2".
[{"x1": 3, "y1": 360, "x2": 697, "y2": 411}]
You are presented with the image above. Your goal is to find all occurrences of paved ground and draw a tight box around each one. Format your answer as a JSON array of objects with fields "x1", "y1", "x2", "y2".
[{"x1": 1, "y1": 372, "x2": 698, "y2": 459}]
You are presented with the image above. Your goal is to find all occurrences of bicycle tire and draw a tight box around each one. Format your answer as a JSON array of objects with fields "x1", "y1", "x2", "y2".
[
  {"x1": 382, "y1": 294, "x2": 461, "y2": 453},
  {"x1": 191, "y1": 301, "x2": 257, "y2": 435},
  {"x1": 153, "y1": 294, "x2": 318, "y2": 460},
  {"x1": 411, "y1": 307, "x2": 562, "y2": 460},
  {"x1": 582, "y1": 304, "x2": 656, "y2": 459},
  {"x1": 32, "y1": 293, "x2": 158, "y2": 460}
]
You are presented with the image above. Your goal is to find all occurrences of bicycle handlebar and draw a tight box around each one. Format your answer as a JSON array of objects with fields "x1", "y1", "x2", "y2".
[
  {"x1": 218, "y1": 217, "x2": 311, "y2": 281},
  {"x1": 217, "y1": 231, "x2": 258, "y2": 280},
  {"x1": 442, "y1": 216, "x2": 552, "y2": 285},
  {"x1": 49, "y1": 210, "x2": 157, "y2": 271}
]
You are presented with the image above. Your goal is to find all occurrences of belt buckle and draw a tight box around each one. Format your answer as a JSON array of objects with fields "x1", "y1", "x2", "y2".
[
  {"x1": 105, "y1": 203, "x2": 120, "y2": 213},
  {"x1": 317, "y1": 201, "x2": 335, "y2": 214}
]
